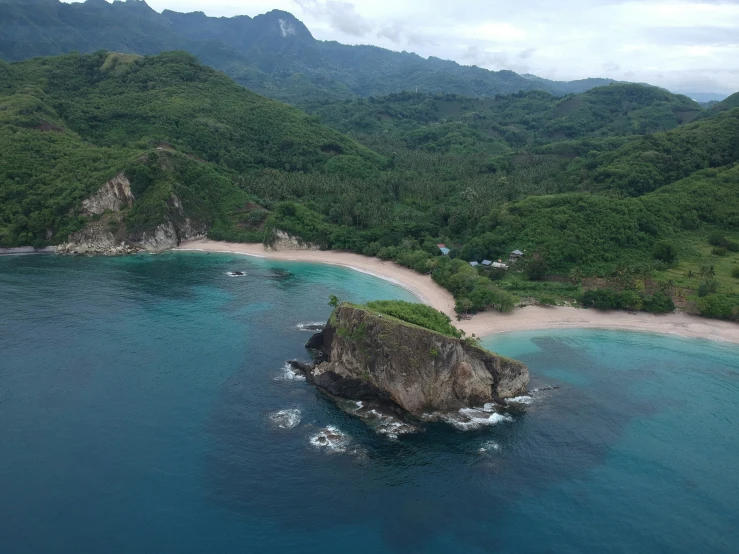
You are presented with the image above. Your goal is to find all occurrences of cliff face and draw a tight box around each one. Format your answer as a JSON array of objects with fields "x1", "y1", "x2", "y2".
[
  {"x1": 80, "y1": 173, "x2": 135, "y2": 215},
  {"x1": 305, "y1": 305, "x2": 529, "y2": 416},
  {"x1": 57, "y1": 175, "x2": 206, "y2": 256}
]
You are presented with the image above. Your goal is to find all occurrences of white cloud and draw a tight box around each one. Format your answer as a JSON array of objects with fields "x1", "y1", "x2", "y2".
[{"x1": 60, "y1": 0, "x2": 739, "y2": 93}]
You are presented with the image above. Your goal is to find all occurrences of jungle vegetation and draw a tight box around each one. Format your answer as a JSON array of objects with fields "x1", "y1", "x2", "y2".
[{"x1": 1, "y1": 50, "x2": 738, "y2": 321}]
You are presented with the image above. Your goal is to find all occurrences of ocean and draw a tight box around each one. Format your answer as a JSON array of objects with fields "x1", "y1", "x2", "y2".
[{"x1": 1, "y1": 252, "x2": 738, "y2": 553}]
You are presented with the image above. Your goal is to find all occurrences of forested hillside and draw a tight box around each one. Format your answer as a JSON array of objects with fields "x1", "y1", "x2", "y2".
[
  {"x1": 1, "y1": 50, "x2": 738, "y2": 321},
  {"x1": 0, "y1": 51, "x2": 383, "y2": 247},
  {"x1": 305, "y1": 84, "x2": 702, "y2": 151},
  {"x1": 0, "y1": 0, "x2": 622, "y2": 104}
]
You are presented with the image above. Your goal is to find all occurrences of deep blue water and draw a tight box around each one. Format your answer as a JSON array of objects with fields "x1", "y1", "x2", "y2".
[{"x1": 1, "y1": 253, "x2": 738, "y2": 554}]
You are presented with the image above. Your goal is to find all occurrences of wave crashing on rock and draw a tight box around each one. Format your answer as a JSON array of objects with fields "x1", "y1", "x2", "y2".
[
  {"x1": 268, "y1": 409, "x2": 302, "y2": 429},
  {"x1": 309, "y1": 426, "x2": 351, "y2": 453},
  {"x1": 274, "y1": 362, "x2": 306, "y2": 381},
  {"x1": 444, "y1": 408, "x2": 515, "y2": 431},
  {"x1": 295, "y1": 322, "x2": 325, "y2": 332}
]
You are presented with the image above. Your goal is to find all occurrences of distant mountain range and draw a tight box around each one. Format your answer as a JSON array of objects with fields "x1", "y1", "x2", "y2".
[{"x1": 0, "y1": 0, "x2": 638, "y2": 104}]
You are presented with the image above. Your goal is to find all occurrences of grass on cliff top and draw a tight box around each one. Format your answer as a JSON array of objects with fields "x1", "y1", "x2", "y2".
[
  {"x1": 334, "y1": 300, "x2": 520, "y2": 361},
  {"x1": 361, "y1": 300, "x2": 463, "y2": 339}
]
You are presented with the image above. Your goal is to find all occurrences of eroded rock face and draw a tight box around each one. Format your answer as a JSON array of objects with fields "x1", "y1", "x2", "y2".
[
  {"x1": 81, "y1": 173, "x2": 135, "y2": 215},
  {"x1": 60, "y1": 185, "x2": 206, "y2": 255},
  {"x1": 265, "y1": 229, "x2": 318, "y2": 252},
  {"x1": 304, "y1": 306, "x2": 529, "y2": 416},
  {"x1": 134, "y1": 195, "x2": 206, "y2": 252}
]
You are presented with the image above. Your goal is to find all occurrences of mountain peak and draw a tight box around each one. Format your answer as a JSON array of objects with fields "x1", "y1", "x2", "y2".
[
  {"x1": 113, "y1": 0, "x2": 153, "y2": 10},
  {"x1": 253, "y1": 10, "x2": 314, "y2": 40}
]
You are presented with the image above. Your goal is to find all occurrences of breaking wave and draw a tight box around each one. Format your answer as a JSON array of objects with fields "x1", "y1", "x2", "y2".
[
  {"x1": 268, "y1": 409, "x2": 302, "y2": 429},
  {"x1": 506, "y1": 395, "x2": 533, "y2": 405},
  {"x1": 365, "y1": 409, "x2": 417, "y2": 440},
  {"x1": 295, "y1": 322, "x2": 325, "y2": 332},
  {"x1": 274, "y1": 362, "x2": 306, "y2": 381},
  {"x1": 445, "y1": 408, "x2": 514, "y2": 431},
  {"x1": 478, "y1": 440, "x2": 500, "y2": 453},
  {"x1": 309, "y1": 426, "x2": 352, "y2": 453},
  {"x1": 225, "y1": 271, "x2": 247, "y2": 277}
]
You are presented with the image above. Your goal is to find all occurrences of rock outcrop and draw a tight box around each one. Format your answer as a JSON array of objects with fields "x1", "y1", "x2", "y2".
[
  {"x1": 132, "y1": 194, "x2": 206, "y2": 252},
  {"x1": 58, "y1": 177, "x2": 206, "y2": 256},
  {"x1": 265, "y1": 229, "x2": 318, "y2": 252},
  {"x1": 80, "y1": 173, "x2": 135, "y2": 215},
  {"x1": 302, "y1": 305, "x2": 529, "y2": 417}
]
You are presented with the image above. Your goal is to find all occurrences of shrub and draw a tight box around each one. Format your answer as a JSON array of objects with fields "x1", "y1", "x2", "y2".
[
  {"x1": 732, "y1": 268, "x2": 739, "y2": 279},
  {"x1": 712, "y1": 247, "x2": 728, "y2": 257},
  {"x1": 696, "y1": 295, "x2": 739, "y2": 320},
  {"x1": 620, "y1": 290, "x2": 643, "y2": 310},
  {"x1": 709, "y1": 231, "x2": 739, "y2": 252},
  {"x1": 642, "y1": 291, "x2": 675, "y2": 313},
  {"x1": 653, "y1": 240, "x2": 677, "y2": 264},
  {"x1": 581, "y1": 288, "x2": 673, "y2": 313},
  {"x1": 539, "y1": 296, "x2": 557, "y2": 306},
  {"x1": 525, "y1": 255, "x2": 549, "y2": 281},
  {"x1": 698, "y1": 280, "x2": 718, "y2": 297},
  {"x1": 581, "y1": 289, "x2": 622, "y2": 310},
  {"x1": 365, "y1": 300, "x2": 462, "y2": 338}
]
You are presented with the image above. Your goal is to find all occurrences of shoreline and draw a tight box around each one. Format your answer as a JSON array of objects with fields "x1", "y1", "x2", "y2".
[{"x1": 173, "y1": 239, "x2": 739, "y2": 345}]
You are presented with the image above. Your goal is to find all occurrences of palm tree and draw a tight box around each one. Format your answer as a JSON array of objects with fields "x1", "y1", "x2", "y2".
[
  {"x1": 663, "y1": 279, "x2": 676, "y2": 296},
  {"x1": 569, "y1": 266, "x2": 583, "y2": 285}
]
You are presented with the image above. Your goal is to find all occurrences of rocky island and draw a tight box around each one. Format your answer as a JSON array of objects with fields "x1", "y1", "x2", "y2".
[{"x1": 293, "y1": 301, "x2": 529, "y2": 431}]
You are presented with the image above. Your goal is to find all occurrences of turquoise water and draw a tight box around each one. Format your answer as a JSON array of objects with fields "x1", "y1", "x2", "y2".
[{"x1": 1, "y1": 253, "x2": 738, "y2": 553}]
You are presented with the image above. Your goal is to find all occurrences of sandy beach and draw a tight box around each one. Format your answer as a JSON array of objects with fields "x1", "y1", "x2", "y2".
[{"x1": 174, "y1": 239, "x2": 739, "y2": 345}]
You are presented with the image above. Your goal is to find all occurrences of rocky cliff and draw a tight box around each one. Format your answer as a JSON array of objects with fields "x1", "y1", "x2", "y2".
[
  {"x1": 80, "y1": 173, "x2": 135, "y2": 215},
  {"x1": 303, "y1": 305, "x2": 529, "y2": 417},
  {"x1": 57, "y1": 173, "x2": 206, "y2": 256}
]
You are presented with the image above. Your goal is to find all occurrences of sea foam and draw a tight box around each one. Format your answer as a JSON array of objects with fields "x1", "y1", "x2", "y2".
[
  {"x1": 295, "y1": 322, "x2": 325, "y2": 332},
  {"x1": 274, "y1": 362, "x2": 306, "y2": 381},
  {"x1": 268, "y1": 409, "x2": 302, "y2": 429},
  {"x1": 506, "y1": 395, "x2": 533, "y2": 405},
  {"x1": 309, "y1": 426, "x2": 351, "y2": 453},
  {"x1": 478, "y1": 440, "x2": 501, "y2": 453},
  {"x1": 365, "y1": 409, "x2": 417, "y2": 439},
  {"x1": 445, "y1": 408, "x2": 514, "y2": 431}
]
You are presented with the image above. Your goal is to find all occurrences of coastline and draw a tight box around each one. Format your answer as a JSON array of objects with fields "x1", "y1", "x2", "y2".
[{"x1": 173, "y1": 239, "x2": 739, "y2": 345}]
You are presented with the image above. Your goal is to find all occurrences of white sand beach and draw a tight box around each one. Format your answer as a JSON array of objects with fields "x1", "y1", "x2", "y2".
[{"x1": 174, "y1": 239, "x2": 739, "y2": 345}]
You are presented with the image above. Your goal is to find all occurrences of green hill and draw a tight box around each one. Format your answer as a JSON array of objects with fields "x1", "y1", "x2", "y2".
[
  {"x1": 715, "y1": 92, "x2": 739, "y2": 112},
  {"x1": 583, "y1": 109, "x2": 739, "y2": 195},
  {"x1": 306, "y1": 84, "x2": 702, "y2": 153},
  {"x1": 0, "y1": 51, "x2": 385, "y2": 247}
]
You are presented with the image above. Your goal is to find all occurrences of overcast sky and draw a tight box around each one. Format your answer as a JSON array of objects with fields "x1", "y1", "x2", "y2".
[{"x1": 68, "y1": 0, "x2": 739, "y2": 93}]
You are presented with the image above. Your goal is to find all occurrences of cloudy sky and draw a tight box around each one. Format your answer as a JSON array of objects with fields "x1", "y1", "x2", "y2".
[{"x1": 69, "y1": 0, "x2": 739, "y2": 93}]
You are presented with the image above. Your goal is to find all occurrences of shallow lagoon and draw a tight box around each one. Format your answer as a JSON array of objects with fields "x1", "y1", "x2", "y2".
[{"x1": 1, "y1": 253, "x2": 738, "y2": 553}]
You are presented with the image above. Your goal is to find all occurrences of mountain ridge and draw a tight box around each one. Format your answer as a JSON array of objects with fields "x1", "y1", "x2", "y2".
[{"x1": 0, "y1": 0, "x2": 637, "y2": 104}]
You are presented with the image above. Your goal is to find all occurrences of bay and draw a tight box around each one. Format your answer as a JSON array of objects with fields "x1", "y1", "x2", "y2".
[{"x1": 1, "y1": 253, "x2": 737, "y2": 553}]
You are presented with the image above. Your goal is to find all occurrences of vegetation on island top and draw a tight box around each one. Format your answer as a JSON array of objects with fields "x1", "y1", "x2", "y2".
[
  {"x1": 1, "y1": 50, "x2": 738, "y2": 322},
  {"x1": 363, "y1": 300, "x2": 463, "y2": 339}
]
